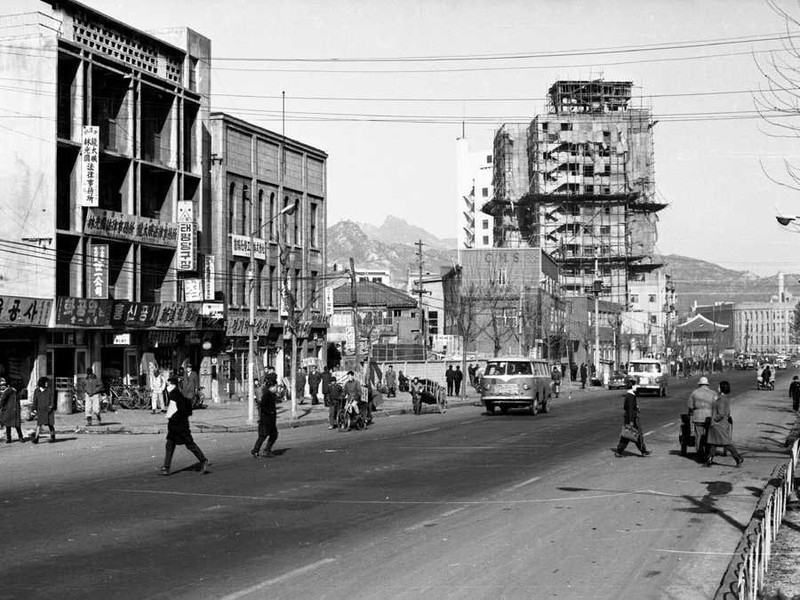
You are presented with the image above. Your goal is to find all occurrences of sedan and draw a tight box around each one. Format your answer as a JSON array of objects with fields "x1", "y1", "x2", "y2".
[{"x1": 607, "y1": 370, "x2": 629, "y2": 390}]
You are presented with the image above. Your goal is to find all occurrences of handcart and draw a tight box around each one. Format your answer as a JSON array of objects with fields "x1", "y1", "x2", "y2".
[{"x1": 411, "y1": 378, "x2": 447, "y2": 415}]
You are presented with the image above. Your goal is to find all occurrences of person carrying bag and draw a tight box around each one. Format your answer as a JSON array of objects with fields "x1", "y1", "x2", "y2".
[{"x1": 614, "y1": 385, "x2": 651, "y2": 458}]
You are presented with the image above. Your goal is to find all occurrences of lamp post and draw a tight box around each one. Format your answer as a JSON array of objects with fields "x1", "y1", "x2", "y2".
[{"x1": 247, "y1": 199, "x2": 298, "y2": 424}]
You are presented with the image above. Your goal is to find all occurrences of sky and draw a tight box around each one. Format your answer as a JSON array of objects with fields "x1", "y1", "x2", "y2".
[{"x1": 36, "y1": 0, "x2": 800, "y2": 276}]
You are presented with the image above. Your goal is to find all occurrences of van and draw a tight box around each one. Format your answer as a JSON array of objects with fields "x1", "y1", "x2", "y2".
[
  {"x1": 481, "y1": 357, "x2": 552, "y2": 415},
  {"x1": 628, "y1": 358, "x2": 668, "y2": 396}
]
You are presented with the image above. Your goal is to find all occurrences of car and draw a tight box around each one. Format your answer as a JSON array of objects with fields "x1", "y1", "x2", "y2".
[
  {"x1": 481, "y1": 357, "x2": 552, "y2": 415},
  {"x1": 607, "y1": 370, "x2": 628, "y2": 390}
]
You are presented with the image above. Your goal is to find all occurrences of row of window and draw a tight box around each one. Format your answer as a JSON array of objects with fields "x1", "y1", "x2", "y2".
[
  {"x1": 629, "y1": 294, "x2": 658, "y2": 304},
  {"x1": 227, "y1": 182, "x2": 320, "y2": 248},
  {"x1": 226, "y1": 262, "x2": 319, "y2": 310}
]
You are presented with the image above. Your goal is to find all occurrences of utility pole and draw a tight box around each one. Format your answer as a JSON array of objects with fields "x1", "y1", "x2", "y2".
[
  {"x1": 349, "y1": 257, "x2": 360, "y2": 369},
  {"x1": 592, "y1": 253, "x2": 602, "y2": 383},
  {"x1": 415, "y1": 239, "x2": 428, "y2": 359}
]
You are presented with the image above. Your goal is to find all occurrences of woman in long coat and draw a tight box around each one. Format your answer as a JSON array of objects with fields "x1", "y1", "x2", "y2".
[
  {"x1": 614, "y1": 386, "x2": 651, "y2": 457},
  {"x1": 32, "y1": 376, "x2": 56, "y2": 443},
  {"x1": 0, "y1": 377, "x2": 25, "y2": 443},
  {"x1": 705, "y1": 380, "x2": 743, "y2": 467}
]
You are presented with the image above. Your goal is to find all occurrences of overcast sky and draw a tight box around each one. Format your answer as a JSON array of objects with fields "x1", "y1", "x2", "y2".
[{"x1": 55, "y1": 0, "x2": 800, "y2": 275}]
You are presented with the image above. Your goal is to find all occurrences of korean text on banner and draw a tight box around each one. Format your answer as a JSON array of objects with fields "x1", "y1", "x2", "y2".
[{"x1": 81, "y1": 126, "x2": 100, "y2": 207}]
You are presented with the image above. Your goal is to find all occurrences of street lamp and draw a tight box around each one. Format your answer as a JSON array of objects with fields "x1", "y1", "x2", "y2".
[{"x1": 246, "y1": 198, "x2": 298, "y2": 424}]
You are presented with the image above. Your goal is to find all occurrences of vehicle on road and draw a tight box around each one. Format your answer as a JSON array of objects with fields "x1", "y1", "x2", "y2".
[
  {"x1": 607, "y1": 370, "x2": 628, "y2": 390},
  {"x1": 628, "y1": 359, "x2": 668, "y2": 396},
  {"x1": 481, "y1": 357, "x2": 551, "y2": 415}
]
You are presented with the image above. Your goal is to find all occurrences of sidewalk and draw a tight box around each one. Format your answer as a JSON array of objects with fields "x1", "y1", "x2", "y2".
[{"x1": 38, "y1": 389, "x2": 483, "y2": 436}]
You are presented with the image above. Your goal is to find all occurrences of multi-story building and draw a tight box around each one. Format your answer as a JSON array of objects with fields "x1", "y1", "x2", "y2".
[
  {"x1": 732, "y1": 275, "x2": 796, "y2": 355},
  {"x1": 484, "y1": 80, "x2": 665, "y2": 306},
  {"x1": 624, "y1": 268, "x2": 671, "y2": 357},
  {"x1": 209, "y1": 113, "x2": 327, "y2": 395},
  {"x1": 0, "y1": 1, "x2": 211, "y2": 395},
  {"x1": 456, "y1": 136, "x2": 494, "y2": 252}
]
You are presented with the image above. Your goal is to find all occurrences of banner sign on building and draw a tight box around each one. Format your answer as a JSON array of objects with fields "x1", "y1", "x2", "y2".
[
  {"x1": 177, "y1": 222, "x2": 196, "y2": 271},
  {"x1": 183, "y1": 278, "x2": 204, "y2": 302},
  {"x1": 201, "y1": 302, "x2": 224, "y2": 318},
  {"x1": 155, "y1": 301, "x2": 201, "y2": 329},
  {"x1": 324, "y1": 286, "x2": 334, "y2": 317},
  {"x1": 230, "y1": 234, "x2": 267, "y2": 261},
  {"x1": 88, "y1": 243, "x2": 108, "y2": 299},
  {"x1": 110, "y1": 301, "x2": 161, "y2": 328},
  {"x1": 81, "y1": 126, "x2": 99, "y2": 207},
  {"x1": 0, "y1": 296, "x2": 53, "y2": 327},
  {"x1": 55, "y1": 297, "x2": 112, "y2": 327},
  {"x1": 204, "y1": 255, "x2": 215, "y2": 300},
  {"x1": 84, "y1": 208, "x2": 179, "y2": 248},
  {"x1": 226, "y1": 309, "x2": 273, "y2": 337},
  {"x1": 177, "y1": 200, "x2": 194, "y2": 224}
]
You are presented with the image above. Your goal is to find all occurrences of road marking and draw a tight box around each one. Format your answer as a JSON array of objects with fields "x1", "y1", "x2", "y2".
[
  {"x1": 644, "y1": 430, "x2": 655, "y2": 436},
  {"x1": 661, "y1": 422, "x2": 674, "y2": 428},
  {"x1": 460, "y1": 419, "x2": 483, "y2": 425},
  {"x1": 505, "y1": 476, "x2": 542, "y2": 492},
  {"x1": 404, "y1": 506, "x2": 468, "y2": 532},
  {"x1": 115, "y1": 488, "x2": 630, "y2": 505},
  {"x1": 407, "y1": 427, "x2": 440, "y2": 435},
  {"x1": 652, "y1": 548, "x2": 735, "y2": 556},
  {"x1": 219, "y1": 558, "x2": 337, "y2": 599}
]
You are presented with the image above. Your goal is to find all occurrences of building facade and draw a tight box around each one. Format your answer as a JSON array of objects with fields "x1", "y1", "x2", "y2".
[
  {"x1": 0, "y1": 1, "x2": 211, "y2": 397},
  {"x1": 209, "y1": 113, "x2": 327, "y2": 395},
  {"x1": 456, "y1": 136, "x2": 494, "y2": 251}
]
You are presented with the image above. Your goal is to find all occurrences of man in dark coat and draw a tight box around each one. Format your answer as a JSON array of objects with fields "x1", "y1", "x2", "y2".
[
  {"x1": 383, "y1": 365, "x2": 397, "y2": 398},
  {"x1": 161, "y1": 377, "x2": 208, "y2": 476},
  {"x1": 570, "y1": 363, "x2": 578, "y2": 382},
  {"x1": 83, "y1": 367, "x2": 103, "y2": 426},
  {"x1": 445, "y1": 365, "x2": 455, "y2": 396},
  {"x1": 0, "y1": 378, "x2": 25, "y2": 443},
  {"x1": 614, "y1": 386, "x2": 650, "y2": 457},
  {"x1": 31, "y1": 376, "x2": 56, "y2": 444},
  {"x1": 579, "y1": 363, "x2": 588, "y2": 389},
  {"x1": 705, "y1": 380, "x2": 743, "y2": 467},
  {"x1": 321, "y1": 366, "x2": 333, "y2": 406},
  {"x1": 790, "y1": 375, "x2": 800, "y2": 412},
  {"x1": 453, "y1": 366, "x2": 463, "y2": 396},
  {"x1": 296, "y1": 366, "x2": 308, "y2": 404},
  {"x1": 308, "y1": 365, "x2": 322, "y2": 405},
  {"x1": 328, "y1": 377, "x2": 343, "y2": 430},
  {"x1": 180, "y1": 364, "x2": 200, "y2": 406},
  {"x1": 252, "y1": 382, "x2": 279, "y2": 457}
]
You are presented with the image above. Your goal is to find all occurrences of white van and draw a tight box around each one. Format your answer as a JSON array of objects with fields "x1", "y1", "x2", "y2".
[{"x1": 628, "y1": 358, "x2": 668, "y2": 396}]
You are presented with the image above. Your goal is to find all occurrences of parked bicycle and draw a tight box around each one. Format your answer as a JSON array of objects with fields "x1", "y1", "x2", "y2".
[{"x1": 108, "y1": 381, "x2": 147, "y2": 410}]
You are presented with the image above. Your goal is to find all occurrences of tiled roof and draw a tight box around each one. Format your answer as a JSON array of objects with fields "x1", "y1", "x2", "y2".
[{"x1": 332, "y1": 281, "x2": 417, "y2": 309}]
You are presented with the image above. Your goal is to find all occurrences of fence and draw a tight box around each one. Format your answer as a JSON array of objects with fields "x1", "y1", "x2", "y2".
[{"x1": 714, "y1": 438, "x2": 800, "y2": 599}]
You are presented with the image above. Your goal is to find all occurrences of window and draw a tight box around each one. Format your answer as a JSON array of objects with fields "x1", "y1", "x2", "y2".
[
  {"x1": 482, "y1": 236, "x2": 489, "y2": 245},
  {"x1": 486, "y1": 154, "x2": 492, "y2": 163},
  {"x1": 650, "y1": 314, "x2": 658, "y2": 324},
  {"x1": 241, "y1": 185, "x2": 249, "y2": 236},
  {"x1": 648, "y1": 294, "x2": 657, "y2": 303},
  {"x1": 541, "y1": 122, "x2": 548, "y2": 131},
  {"x1": 583, "y1": 165, "x2": 594, "y2": 177},
  {"x1": 282, "y1": 196, "x2": 291, "y2": 242},
  {"x1": 429, "y1": 310, "x2": 438, "y2": 335},
  {"x1": 269, "y1": 192, "x2": 276, "y2": 240},
  {"x1": 228, "y1": 183, "x2": 236, "y2": 235},
  {"x1": 241, "y1": 262, "x2": 250, "y2": 307},
  {"x1": 293, "y1": 199, "x2": 300, "y2": 246},
  {"x1": 268, "y1": 265, "x2": 276, "y2": 307},
  {"x1": 482, "y1": 219, "x2": 489, "y2": 230},
  {"x1": 310, "y1": 270, "x2": 319, "y2": 309},
  {"x1": 259, "y1": 264, "x2": 269, "y2": 308},
  {"x1": 600, "y1": 225, "x2": 611, "y2": 235},
  {"x1": 482, "y1": 187, "x2": 489, "y2": 197},
  {"x1": 257, "y1": 190, "x2": 264, "y2": 238},
  {"x1": 585, "y1": 185, "x2": 594, "y2": 194},
  {"x1": 560, "y1": 122, "x2": 572, "y2": 131},
  {"x1": 228, "y1": 261, "x2": 237, "y2": 305},
  {"x1": 630, "y1": 293, "x2": 639, "y2": 304},
  {"x1": 294, "y1": 269, "x2": 301, "y2": 304},
  {"x1": 310, "y1": 203, "x2": 318, "y2": 248},
  {"x1": 393, "y1": 310, "x2": 402, "y2": 318}
]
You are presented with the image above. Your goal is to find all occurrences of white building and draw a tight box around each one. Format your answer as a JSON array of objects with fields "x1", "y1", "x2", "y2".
[
  {"x1": 733, "y1": 273, "x2": 796, "y2": 355},
  {"x1": 456, "y1": 136, "x2": 494, "y2": 252}
]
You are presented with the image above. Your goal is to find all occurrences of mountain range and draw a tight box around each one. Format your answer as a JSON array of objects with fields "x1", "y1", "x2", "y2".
[{"x1": 328, "y1": 217, "x2": 800, "y2": 314}]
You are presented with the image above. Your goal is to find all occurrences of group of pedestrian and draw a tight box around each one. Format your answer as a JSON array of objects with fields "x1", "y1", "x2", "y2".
[
  {"x1": 613, "y1": 376, "x2": 743, "y2": 467},
  {"x1": 444, "y1": 365, "x2": 464, "y2": 396}
]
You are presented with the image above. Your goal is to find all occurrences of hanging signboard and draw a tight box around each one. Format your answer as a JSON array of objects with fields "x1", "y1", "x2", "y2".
[
  {"x1": 177, "y1": 222, "x2": 196, "y2": 271},
  {"x1": 81, "y1": 126, "x2": 99, "y2": 207},
  {"x1": 84, "y1": 208, "x2": 179, "y2": 248},
  {"x1": 155, "y1": 301, "x2": 201, "y2": 329},
  {"x1": 183, "y1": 278, "x2": 204, "y2": 302},
  {"x1": 230, "y1": 234, "x2": 267, "y2": 261},
  {"x1": 204, "y1": 255, "x2": 215, "y2": 300},
  {"x1": 0, "y1": 295, "x2": 53, "y2": 327},
  {"x1": 177, "y1": 200, "x2": 194, "y2": 224},
  {"x1": 110, "y1": 301, "x2": 161, "y2": 328},
  {"x1": 88, "y1": 243, "x2": 108, "y2": 299},
  {"x1": 226, "y1": 309, "x2": 273, "y2": 337},
  {"x1": 55, "y1": 297, "x2": 112, "y2": 327},
  {"x1": 324, "y1": 285, "x2": 334, "y2": 317}
]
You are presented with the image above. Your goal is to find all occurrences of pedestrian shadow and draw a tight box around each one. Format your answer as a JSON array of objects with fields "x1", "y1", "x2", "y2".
[{"x1": 46, "y1": 436, "x2": 78, "y2": 444}]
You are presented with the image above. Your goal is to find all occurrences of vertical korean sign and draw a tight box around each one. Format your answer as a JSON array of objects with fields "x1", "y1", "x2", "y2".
[
  {"x1": 204, "y1": 255, "x2": 215, "y2": 300},
  {"x1": 81, "y1": 126, "x2": 99, "y2": 207},
  {"x1": 89, "y1": 243, "x2": 108, "y2": 299},
  {"x1": 176, "y1": 200, "x2": 196, "y2": 272}
]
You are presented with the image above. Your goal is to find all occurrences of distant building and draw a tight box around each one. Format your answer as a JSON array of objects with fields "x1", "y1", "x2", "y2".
[{"x1": 456, "y1": 136, "x2": 494, "y2": 251}]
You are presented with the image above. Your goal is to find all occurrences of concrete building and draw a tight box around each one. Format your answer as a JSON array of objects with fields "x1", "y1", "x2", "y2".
[
  {"x1": 209, "y1": 113, "x2": 327, "y2": 395},
  {"x1": 732, "y1": 274, "x2": 796, "y2": 355},
  {"x1": 623, "y1": 268, "x2": 672, "y2": 358},
  {"x1": 456, "y1": 136, "x2": 494, "y2": 252},
  {"x1": 483, "y1": 80, "x2": 665, "y2": 306},
  {"x1": 0, "y1": 1, "x2": 211, "y2": 397}
]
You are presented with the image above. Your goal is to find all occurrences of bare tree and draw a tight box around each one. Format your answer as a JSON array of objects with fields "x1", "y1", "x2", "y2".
[{"x1": 444, "y1": 274, "x2": 487, "y2": 400}]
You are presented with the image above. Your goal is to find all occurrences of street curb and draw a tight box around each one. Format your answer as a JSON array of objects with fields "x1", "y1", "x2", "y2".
[{"x1": 55, "y1": 398, "x2": 482, "y2": 436}]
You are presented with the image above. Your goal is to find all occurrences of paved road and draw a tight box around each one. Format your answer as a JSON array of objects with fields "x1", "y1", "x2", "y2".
[{"x1": 0, "y1": 370, "x2": 783, "y2": 599}]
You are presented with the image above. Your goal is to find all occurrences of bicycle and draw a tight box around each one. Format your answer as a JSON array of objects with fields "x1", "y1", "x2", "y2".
[{"x1": 108, "y1": 383, "x2": 145, "y2": 409}]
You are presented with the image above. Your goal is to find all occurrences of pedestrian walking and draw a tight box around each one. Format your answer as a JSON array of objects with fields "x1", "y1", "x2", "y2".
[
  {"x1": 687, "y1": 376, "x2": 716, "y2": 463},
  {"x1": 308, "y1": 365, "x2": 322, "y2": 405},
  {"x1": 160, "y1": 376, "x2": 209, "y2": 476},
  {"x1": 580, "y1": 363, "x2": 588, "y2": 389},
  {"x1": 83, "y1": 367, "x2": 103, "y2": 426},
  {"x1": 453, "y1": 365, "x2": 463, "y2": 396},
  {"x1": 614, "y1": 386, "x2": 651, "y2": 457},
  {"x1": 790, "y1": 375, "x2": 800, "y2": 412},
  {"x1": 180, "y1": 364, "x2": 200, "y2": 406},
  {"x1": 321, "y1": 366, "x2": 333, "y2": 405},
  {"x1": 328, "y1": 377, "x2": 343, "y2": 430},
  {"x1": 0, "y1": 378, "x2": 25, "y2": 443},
  {"x1": 570, "y1": 363, "x2": 578, "y2": 382},
  {"x1": 296, "y1": 366, "x2": 307, "y2": 404},
  {"x1": 705, "y1": 380, "x2": 744, "y2": 467},
  {"x1": 445, "y1": 365, "x2": 455, "y2": 396},
  {"x1": 252, "y1": 382, "x2": 279, "y2": 457},
  {"x1": 31, "y1": 376, "x2": 56, "y2": 444},
  {"x1": 383, "y1": 365, "x2": 397, "y2": 398},
  {"x1": 468, "y1": 363, "x2": 476, "y2": 388},
  {"x1": 150, "y1": 367, "x2": 167, "y2": 414}
]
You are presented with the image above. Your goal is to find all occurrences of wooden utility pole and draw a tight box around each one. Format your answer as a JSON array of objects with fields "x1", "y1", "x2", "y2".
[
  {"x1": 349, "y1": 257, "x2": 360, "y2": 369},
  {"x1": 415, "y1": 239, "x2": 426, "y2": 358}
]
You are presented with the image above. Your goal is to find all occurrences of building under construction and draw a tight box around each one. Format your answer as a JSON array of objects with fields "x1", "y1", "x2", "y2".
[{"x1": 485, "y1": 80, "x2": 665, "y2": 304}]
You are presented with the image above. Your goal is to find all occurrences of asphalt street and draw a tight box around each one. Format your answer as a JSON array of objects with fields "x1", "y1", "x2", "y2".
[{"x1": 0, "y1": 370, "x2": 788, "y2": 600}]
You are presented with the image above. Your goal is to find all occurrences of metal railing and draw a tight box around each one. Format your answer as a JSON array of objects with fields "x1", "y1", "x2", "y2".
[{"x1": 714, "y1": 438, "x2": 799, "y2": 599}]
